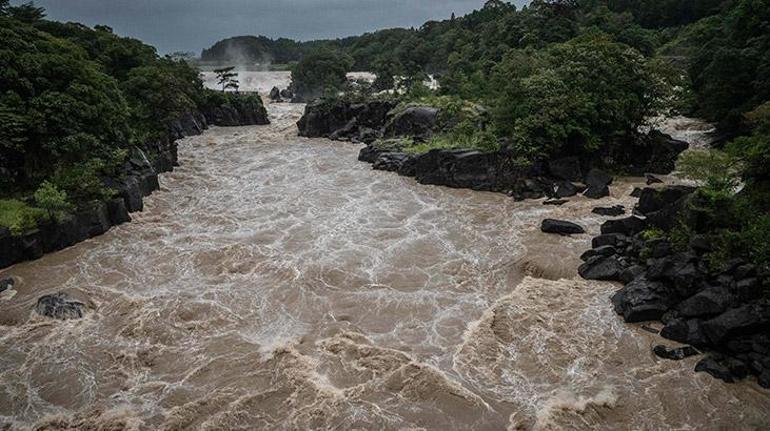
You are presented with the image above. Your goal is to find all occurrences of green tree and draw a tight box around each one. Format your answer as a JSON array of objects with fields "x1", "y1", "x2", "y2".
[
  {"x1": 289, "y1": 50, "x2": 353, "y2": 102},
  {"x1": 33, "y1": 181, "x2": 72, "y2": 222},
  {"x1": 214, "y1": 66, "x2": 239, "y2": 92}
]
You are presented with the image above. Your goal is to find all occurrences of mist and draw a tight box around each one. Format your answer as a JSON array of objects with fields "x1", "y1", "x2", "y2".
[{"x1": 19, "y1": 0, "x2": 530, "y2": 54}]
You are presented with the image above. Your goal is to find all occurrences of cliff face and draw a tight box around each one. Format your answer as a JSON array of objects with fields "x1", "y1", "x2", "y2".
[{"x1": 0, "y1": 99, "x2": 270, "y2": 270}]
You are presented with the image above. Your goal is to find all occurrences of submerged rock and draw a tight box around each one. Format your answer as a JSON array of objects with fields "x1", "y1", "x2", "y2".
[
  {"x1": 35, "y1": 293, "x2": 87, "y2": 320},
  {"x1": 0, "y1": 277, "x2": 14, "y2": 293},
  {"x1": 541, "y1": 219, "x2": 585, "y2": 235},
  {"x1": 653, "y1": 345, "x2": 699, "y2": 360},
  {"x1": 592, "y1": 205, "x2": 625, "y2": 217},
  {"x1": 646, "y1": 174, "x2": 664, "y2": 185}
]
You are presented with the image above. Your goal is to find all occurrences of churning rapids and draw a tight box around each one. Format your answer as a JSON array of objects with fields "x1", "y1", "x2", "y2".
[{"x1": 1, "y1": 101, "x2": 769, "y2": 430}]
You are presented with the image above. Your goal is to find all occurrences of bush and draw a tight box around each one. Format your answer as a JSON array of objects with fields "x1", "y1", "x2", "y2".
[
  {"x1": 0, "y1": 199, "x2": 45, "y2": 235},
  {"x1": 676, "y1": 149, "x2": 742, "y2": 192},
  {"x1": 33, "y1": 181, "x2": 72, "y2": 222}
]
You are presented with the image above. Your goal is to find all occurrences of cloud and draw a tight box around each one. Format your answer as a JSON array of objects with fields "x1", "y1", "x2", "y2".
[{"x1": 22, "y1": 0, "x2": 529, "y2": 54}]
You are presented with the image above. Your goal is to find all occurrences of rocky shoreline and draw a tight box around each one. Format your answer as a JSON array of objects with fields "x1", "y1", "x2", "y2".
[
  {"x1": 578, "y1": 186, "x2": 770, "y2": 388},
  {"x1": 297, "y1": 98, "x2": 688, "y2": 201},
  {"x1": 0, "y1": 99, "x2": 269, "y2": 270}
]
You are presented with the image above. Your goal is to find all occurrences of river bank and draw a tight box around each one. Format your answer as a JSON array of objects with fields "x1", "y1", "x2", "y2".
[{"x1": 1, "y1": 101, "x2": 767, "y2": 430}]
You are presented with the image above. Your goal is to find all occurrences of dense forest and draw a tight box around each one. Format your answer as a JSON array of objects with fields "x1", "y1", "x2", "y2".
[{"x1": 0, "y1": 0, "x2": 265, "y2": 236}]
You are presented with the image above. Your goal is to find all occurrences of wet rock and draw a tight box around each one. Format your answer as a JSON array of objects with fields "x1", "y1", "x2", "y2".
[
  {"x1": 372, "y1": 152, "x2": 416, "y2": 174},
  {"x1": 592, "y1": 205, "x2": 625, "y2": 217},
  {"x1": 579, "y1": 256, "x2": 623, "y2": 281},
  {"x1": 580, "y1": 246, "x2": 617, "y2": 261},
  {"x1": 0, "y1": 277, "x2": 13, "y2": 293},
  {"x1": 661, "y1": 318, "x2": 710, "y2": 346},
  {"x1": 280, "y1": 88, "x2": 293, "y2": 100},
  {"x1": 701, "y1": 303, "x2": 770, "y2": 346},
  {"x1": 620, "y1": 265, "x2": 645, "y2": 283},
  {"x1": 642, "y1": 325, "x2": 660, "y2": 334},
  {"x1": 543, "y1": 199, "x2": 569, "y2": 206},
  {"x1": 631, "y1": 187, "x2": 643, "y2": 198},
  {"x1": 653, "y1": 345, "x2": 699, "y2": 360},
  {"x1": 269, "y1": 86, "x2": 281, "y2": 101},
  {"x1": 612, "y1": 276, "x2": 677, "y2": 322},
  {"x1": 583, "y1": 169, "x2": 612, "y2": 199},
  {"x1": 119, "y1": 176, "x2": 144, "y2": 213},
  {"x1": 677, "y1": 286, "x2": 733, "y2": 318},
  {"x1": 759, "y1": 371, "x2": 770, "y2": 388},
  {"x1": 35, "y1": 293, "x2": 87, "y2": 320},
  {"x1": 695, "y1": 356, "x2": 735, "y2": 383},
  {"x1": 107, "y1": 198, "x2": 131, "y2": 226},
  {"x1": 548, "y1": 157, "x2": 582, "y2": 182},
  {"x1": 637, "y1": 186, "x2": 696, "y2": 216},
  {"x1": 541, "y1": 219, "x2": 585, "y2": 235},
  {"x1": 584, "y1": 184, "x2": 610, "y2": 199},
  {"x1": 592, "y1": 233, "x2": 628, "y2": 248},
  {"x1": 601, "y1": 216, "x2": 647, "y2": 236},
  {"x1": 646, "y1": 174, "x2": 664, "y2": 185},
  {"x1": 76, "y1": 203, "x2": 111, "y2": 239},
  {"x1": 554, "y1": 181, "x2": 578, "y2": 198}
]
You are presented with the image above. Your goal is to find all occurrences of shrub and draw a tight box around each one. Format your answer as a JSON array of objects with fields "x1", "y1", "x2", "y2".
[
  {"x1": 290, "y1": 49, "x2": 353, "y2": 102},
  {"x1": 676, "y1": 149, "x2": 742, "y2": 192},
  {"x1": 33, "y1": 181, "x2": 72, "y2": 222},
  {"x1": 0, "y1": 199, "x2": 46, "y2": 235}
]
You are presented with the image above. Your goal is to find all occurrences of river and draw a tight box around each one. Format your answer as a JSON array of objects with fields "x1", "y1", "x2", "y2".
[{"x1": 0, "y1": 85, "x2": 768, "y2": 429}]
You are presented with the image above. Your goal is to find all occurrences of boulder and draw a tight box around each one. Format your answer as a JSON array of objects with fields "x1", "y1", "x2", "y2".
[
  {"x1": 269, "y1": 86, "x2": 281, "y2": 101},
  {"x1": 760, "y1": 371, "x2": 770, "y2": 389},
  {"x1": 580, "y1": 246, "x2": 617, "y2": 261},
  {"x1": 554, "y1": 181, "x2": 578, "y2": 198},
  {"x1": 695, "y1": 356, "x2": 735, "y2": 383},
  {"x1": 592, "y1": 206, "x2": 625, "y2": 217},
  {"x1": 611, "y1": 276, "x2": 677, "y2": 322},
  {"x1": 579, "y1": 256, "x2": 623, "y2": 281},
  {"x1": 661, "y1": 318, "x2": 710, "y2": 346},
  {"x1": 677, "y1": 286, "x2": 733, "y2": 318},
  {"x1": 548, "y1": 157, "x2": 582, "y2": 182},
  {"x1": 601, "y1": 216, "x2": 647, "y2": 236},
  {"x1": 120, "y1": 176, "x2": 144, "y2": 213},
  {"x1": 543, "y1": 199, "x2": 569, "y2": 206},
  {"x1": 384, "y1": 106, "x2": 439, "y2": 140},
  {"x1": 107, "y1": 198, "x2": 131, "y2": 226},
  {"x1": 702, "y1": 303, "x2": 770, "y2": 346},
  {"x1": 76, "y1": 203, "x2": 111, "y2": 239},
  {"x1": 35, "y1": 293, "x2": 87, "y2": 320},
  {"x1": 592, "y1": 233, "x2": 628, "y2": 248},
  {"x1": 631, "y1": 187, "x2": 643, "y2": 198},
  {"x1": 0, "y1": 277, "x2": 13, "y2": 293},
  {"x1": 372, "y1": 152, "x2": 416, "y2": 174},
  {"x1": 653, "y1": 345, "x2": 699, "y2": 360},
  {"x1": 541, "y1": 219, "x2": 585, "y2": 235},
  {"x1": 583, "y1": 168, "x2": 612, "y2": 198},
  {"x1": 280, "y1": 88, "x2": 294, "y2": 100},
  {"x1": 637, "y1": 186, "x2": 696, "y2": 216}
]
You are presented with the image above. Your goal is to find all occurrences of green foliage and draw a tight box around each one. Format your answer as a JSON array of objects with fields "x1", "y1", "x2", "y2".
[
  {"x1": 33, "y1": 181, "x2": 72, "y2": 221},
  {"x1": 0, "y1": 199, "x2": 45, "y2": 235},
  {"x1": 641, "y1": 227, "x2": 665, "y2": 241},
  {"x1": 290, "y1": 50, "x2": 354, "y2": 102},
  {"x1": 676, "y1": 149, "x2": 742, "y2": 192}
]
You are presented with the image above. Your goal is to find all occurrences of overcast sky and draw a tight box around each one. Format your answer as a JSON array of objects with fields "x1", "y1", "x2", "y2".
[{"x1": 19, "y1": 0, "x2": 529, "y2": 54}]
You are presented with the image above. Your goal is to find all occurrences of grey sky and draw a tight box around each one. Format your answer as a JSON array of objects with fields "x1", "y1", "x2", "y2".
[{"x1": 19, "y1": 0, "x2": 529, "y2": 54}]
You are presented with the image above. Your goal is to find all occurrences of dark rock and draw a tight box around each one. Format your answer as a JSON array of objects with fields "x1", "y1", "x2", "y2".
[
  {"x1": 372, "y1": 152, "x2": 416, "y2": 174},
  {"x1": 76, "y1": 203, "x2": 111, "y2": 239},
  {"x1": 592, "y1": 233, "x2": 628, "y2": 248},
  {"x1": 139, "y1": 172, "x2": 160, "y2": 197},
  {"x1": 580, "y1": 245, "x2": 617, "y2": 261},
  {"x1": 646, "y1": 238, "x2": 672, "y2": 258},
  {"x1": 119, "y1": 176, "x2": 144, "y2": 213},
  {"x1": 35, "y1": 293, "x2": 87, "y2": 320},
  {"x1": 637, "y1": 186, "x2": 696, "y2": 216},
  {"x1": 579, "y1": 256, "x2": 623, "y2": 281},
  {"x1": 612, "y1": 276, "x2": 677, "y2": 322},
  {"x1": 619, "y1": 265, "x2": 646, "y2": 283},
  {"x1": 384, "y1": 106, "x2": 439, "y2": 140},
  {"x1": 759, "y1": 371, "x2": 770, "y2": 388},
  {"x1": 280, "y1": 88, "x2": 293, "y2": 100},
  {"x1": 653, "y1": 345, "x2": 699, "y2": 360},
  {"x1": 677, "y1": 286, "x2": 733, "y2": 318},
  {"x1": 585, "y1": 169, "x2": 613, "y2": 188},
  {"x1": 641, "y1": 325, "x2": 660, "y2": 334},
  {"x1": 689, "y1": 235, "x2": 711, "y2": 254},
  {"x1": 631, "y1": 187, "x2": 643, "y2": 198},
  {"x1": 548, "y1": 157, "x2": 582, "y2": 182},
  {"x1": 695, "y1": 356, "x2": 735, "y2": 383},
  {"x1": 554, "y1": 181, "x2": 578, "y2": 198},
  {"x1": 0, "y1": 277, "x2": 13, "y2": 293},
  {"x1": 646, "y1": 174, "x2": 664, "y2": 185},
  {"x1": 592, "y1": 205, "x2": 625, "y2": 217},
  {"x1": 541, "y1": 219, "x2": 585, "y2": 235},
  {"x1": 269, "y1": 86, "x2": 281, "y2": 101},
  {"x1": 661, "y1": 318, "x2": 710, "y2": 346},
  {"x1": 107, "y1": 198, "x2": 131, "y2": 226},
  {"x1": 702, "y1": 303, "x2": 770, "y2": 346},
  {"x1": 601, "y1": 216, "x2": 647, "y2": 236},
  {"x1": 584, "y1": 184, "x2": 610, "y2": 199}
]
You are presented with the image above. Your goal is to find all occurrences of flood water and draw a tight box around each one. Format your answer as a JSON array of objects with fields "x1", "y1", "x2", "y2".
[{"x1": 0, "y1": 90, "x2": 768, "y2": 430}]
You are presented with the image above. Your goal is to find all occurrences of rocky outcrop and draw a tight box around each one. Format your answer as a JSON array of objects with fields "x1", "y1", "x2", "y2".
[
  {"x1": 579, "y1": 185, "x2": 770, "y2": 388},
  {"x1": 297, "y1": 99, "x2": 397, "y2": 141},
  {"x1": 1, "y1": 95, "x2": 270, "y2": 270},
  {"x1": 35, "y1": 293, "x2": 87, "y2": 320}
]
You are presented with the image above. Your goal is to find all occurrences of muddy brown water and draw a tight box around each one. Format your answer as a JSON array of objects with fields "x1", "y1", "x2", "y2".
[{"x1": 1, "y1": 103, "x2": 768, "y2": 430}]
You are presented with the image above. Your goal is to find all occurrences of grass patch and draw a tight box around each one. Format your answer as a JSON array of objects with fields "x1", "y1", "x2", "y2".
[
  {"x1": 403, "y1": 131, "x2": 499, "y2": 155},
  {"x1": 0, "y1": 199, "x2": 46, "y2": 235}
]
